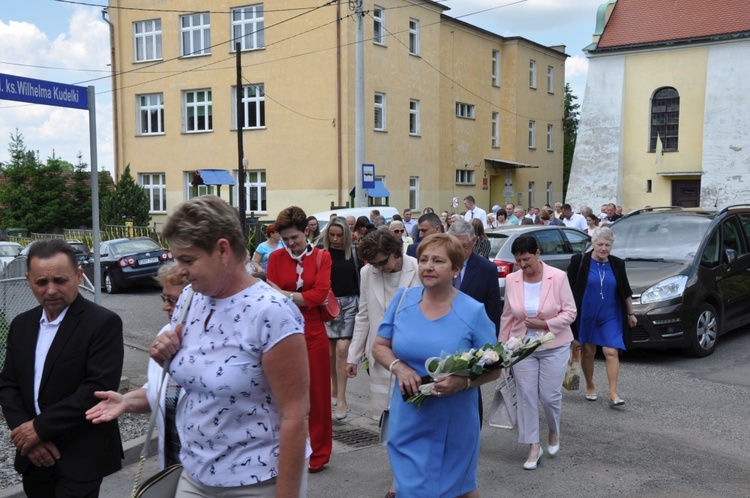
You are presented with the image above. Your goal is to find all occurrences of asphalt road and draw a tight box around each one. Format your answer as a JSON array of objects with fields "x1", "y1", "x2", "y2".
[{"x1": 106, "y1": 287, "x2": 750, "y2": 497}]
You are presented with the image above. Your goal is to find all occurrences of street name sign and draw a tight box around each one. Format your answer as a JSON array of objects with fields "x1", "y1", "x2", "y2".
[{"x1": 0, "y1": 72, "x2": 88, "y2": 110}]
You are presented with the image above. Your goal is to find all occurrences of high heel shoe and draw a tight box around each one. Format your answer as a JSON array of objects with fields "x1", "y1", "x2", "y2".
[
  {"x1": 523, "y1": 446, "x2": 543, "y2": 470},
  {"x1": 548, "y1": 442, "x2": 560, "y2": 457}
]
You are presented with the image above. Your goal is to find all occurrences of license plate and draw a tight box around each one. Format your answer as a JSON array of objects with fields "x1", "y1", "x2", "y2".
[{"x1": 140, "y1": 257, "x2": 159, "y2": 265}]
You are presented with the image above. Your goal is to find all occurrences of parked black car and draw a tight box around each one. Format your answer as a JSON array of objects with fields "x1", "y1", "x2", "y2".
[
  {"x1": 486, "y1": 225, "x2": 591, "y2": 299},
  {"x1": 83, "y1": 238, "x2": 172, "y2": 294},
  {"x1": 610, "y1": 205, "x2": 750, "y2": 356}
]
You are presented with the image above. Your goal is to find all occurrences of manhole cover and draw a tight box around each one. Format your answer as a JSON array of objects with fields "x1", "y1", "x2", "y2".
[{"x1": 332, "y1": 427, "x2": 380, "y2": 448}]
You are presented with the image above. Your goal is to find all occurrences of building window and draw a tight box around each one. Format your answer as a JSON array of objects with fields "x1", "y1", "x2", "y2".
[
  {"x1": 492, "y1": 50, "x2": 500, "y2": 86},
  {"x1": 546, "y1": 181, "x2": 553, "y2": 205},
  {"x1": 455, "y1": 170, "x2": 475, "y2": 185},
  {"x1": 528, "y1": 181, "x2": 535, "y2": 208},
  {"x1": 140, "y1": 173, "x2": 166, "y2": 213},
  {"x1": 370, "y1": 175, "x2": 388, "y2": 206},
  {"x1": 408, "y1": 18, "x2": 419, "y2": 55},
  {"x1": 409, "y1": 176, "x2": 419, "y2": 210},
  {"x1": 241, "y1": 170, "x2": 267, "y2": 212},
  {"x1": 373, "y1": 6, "x2": 385, "y2": 45},
  {"x1": 231, "y1": 4, "x2": 265, "y2": 51},
  {"x1": 547, "y1": 124, "x2": 553, "y2": 151},
  {"x1": 184, "y1": 89, "x2": 212, "y2": 133},
  {"x1": 529, "y1": 60, "x2": 537, "y2": 89},
  {"x1": 492, "y1": 112, "x2": 500, "y2": 148},
  {"x1": 233, "y1": 84, "x2": 265, "y2": 129},
  {"x1": 409, "y1": 99, "x2": 420, "y2": 136},
  {"x1": 528, "y1": 120, "x2": 536, "y2": 148},
  {"x1": 374, "y1": 92, "x2": 386, "y2": 131},
  {"x1": 650, "y1": 87, "x2": 679, "y2": 152},
  {"x1": 137, "y1": 93, "x2": 164, "y2": 135},
  {"x1": 185, "y1": 172, "x2": 213, "y2": 199},
  {"x1": 455, "y1": 102, "x2": 475, "y2": 119},
  {"x1": 133, "y1": 19, "x2": 162, "y2": 62},
  {"x1": 180, "y1": 13, "x2": 211, "y2": 57},
  {"x1": 547, "y1": 66, "x2": 554, "y2": 93}
]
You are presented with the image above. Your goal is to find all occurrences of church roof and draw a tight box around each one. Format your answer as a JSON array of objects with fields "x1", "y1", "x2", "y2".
[{"x1": 597, "y1": 0, "x2": 750, "y2": 50}]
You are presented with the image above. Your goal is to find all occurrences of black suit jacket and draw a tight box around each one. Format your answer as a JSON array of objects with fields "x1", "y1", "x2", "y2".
[
  {"x1": 460, "y1": 252, "x2": 503, "y2": 335},
  {"x1": 0, "y1": 293, "x2": 124, "y2": 480}
]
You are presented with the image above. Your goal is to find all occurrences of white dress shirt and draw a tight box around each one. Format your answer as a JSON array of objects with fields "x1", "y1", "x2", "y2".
[
  {"x1": 463, "y1": 206, "x2": 488, "y2": 228},
  {"x1": 562, "y1": 212, "x2": 588, "y2": 232},
  {"x1": 34, "y1": 306, "x2": 70, "y2": 415}
]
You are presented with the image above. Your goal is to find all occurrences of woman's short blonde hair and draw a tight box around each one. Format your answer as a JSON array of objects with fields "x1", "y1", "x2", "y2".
[
  {"x1": 416, "y1": 233, "x2": 464, "y2": 272},
  {"x1": 591, "y1": 226, "x2": 615, "y2": 245},
  {"x1": 163, "y1": 195, "x2": 247, "y2": 261},
  {"x1": 155, "y1": 261, "x2": 186, "y2": 287},
  {"x1": 388, "y1": 220, "x2": 405, "y2": 231}
]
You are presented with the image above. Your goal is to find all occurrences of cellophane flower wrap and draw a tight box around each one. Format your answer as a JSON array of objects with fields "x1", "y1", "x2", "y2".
[{"x1": 406, "y1": 332, "x2": 555, "y2": 409}]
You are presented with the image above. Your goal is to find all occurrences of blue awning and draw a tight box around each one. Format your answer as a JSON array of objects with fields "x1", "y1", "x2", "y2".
[
  {"x1": 196, "y1": 169, "x2": 235, "y2": 186},
  {"x1": 366, "y1": 181, "x2": 390, "y2": 198}
]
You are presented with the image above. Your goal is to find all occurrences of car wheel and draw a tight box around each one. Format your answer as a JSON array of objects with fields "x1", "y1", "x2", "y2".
[
  {"x1": 104, "y1": 273, "x2": 120, "y2": 294},
  {"x1": 688, "y1": 303, "x2": 719, "y2": 357}
]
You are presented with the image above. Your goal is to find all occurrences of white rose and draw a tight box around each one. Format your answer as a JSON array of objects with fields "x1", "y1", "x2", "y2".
[
  {"x1": 482, "y1": 350, "x2": 500, "y2": 365},
  {"x1": 505, "y1": 336, "x2": 522, "y2": 351}
]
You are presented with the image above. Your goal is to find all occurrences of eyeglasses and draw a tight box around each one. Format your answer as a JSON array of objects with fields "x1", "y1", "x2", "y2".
[
  {"x1": 370, "y1": 255, "x2": 391, "y2": 267},
  {"x1": 160, "y1": 294, "x2": 178, "y2": 304},
  {"x1": 392, "y1": 229, "x2": 405, "y2": 234}
]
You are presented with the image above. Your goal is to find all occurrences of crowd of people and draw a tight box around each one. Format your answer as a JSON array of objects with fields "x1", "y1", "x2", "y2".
[{"x1": 0, "y1": 194, "x2": 635, "y2": 497}]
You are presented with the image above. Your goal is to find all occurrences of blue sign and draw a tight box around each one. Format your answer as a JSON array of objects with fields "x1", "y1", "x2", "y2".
[
  {"x1": 0, "y1": 73, "x2": 88, "y2": 110},
  {"x1": 362, "y1": 163, "x2": 375, "y2": 189}
]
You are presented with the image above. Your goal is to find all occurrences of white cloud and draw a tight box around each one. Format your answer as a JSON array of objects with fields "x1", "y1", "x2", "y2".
[{"x1": 566, "y1": 55, "x2": 589, "y2": 79}]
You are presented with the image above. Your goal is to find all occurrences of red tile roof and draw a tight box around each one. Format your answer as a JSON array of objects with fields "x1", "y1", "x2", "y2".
[{"x1": 597, "y1": 0, "x2": 750, "y2": 49}]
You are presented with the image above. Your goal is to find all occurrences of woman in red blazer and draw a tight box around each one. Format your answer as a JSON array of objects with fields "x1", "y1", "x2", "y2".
[
  {"x1": 268, "y1": 206, "x2": 333, "y2": 474},
  {"x1": 499, "y1": 236, "x2": 576, "y2": 470}
]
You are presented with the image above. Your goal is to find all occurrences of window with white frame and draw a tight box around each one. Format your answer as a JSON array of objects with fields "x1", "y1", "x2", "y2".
[
  {"x1": 409, "y1": 176, "x2": 419, "y2": 210},
  {"x1": 137, "y1": 93, "x2": 164, "y2": 135},
  {"x1": 456, "y1": 102, "x2": 475, "y2": 119},
  {"x1": 528, "y1": 120, "x2": 536, "y2": 148},
  {"x1": 231, "y1": 4, "x2": 265, "y2": 51},
  {"x1": 492, "y1": 112, "x2": 500, "y2": 148},
  {"x1": 373, "y1": 6, "x2": 385, "y2": 45},
  {"x1": 241, "y1": 170, "x2": 267, "y2": 212},
  {"x1": 409, "y1": 99, "x2": 420, "y2": 136},
  {"x1": 184, "y1": 89, "x2": 212, "y2": 133},
  {"x1": 455, "y1": 170, "x2": 475, "y2": 185},
  {"x1": 180, "y1": 13, "x2": 211, "y2": 57},
  {"x1": 547, "y1": 124, "x2": 553, "y2": 151},
  {"x1": 547, "y1": 65, "x2": 554, "y2": 93},
  {"x1": 546, "y1": 181, "x2": 553, "y2": 205},
  {"x1": 185, "y1": 172, "x2": 212, "y2": 199},
  {"x1": 232, "y1": 84, "x2": 265, "y2": 129},
  {"x1": 370, "y1": 175, "x2": 388, "y2": 206},
  {"x1": 140, "y1": 173, "x2": 166, "y2": 213},
  {"x1": 528, "y1": 181, "x2": 535, "y2": 208},
  {"x1": 133, "y1": 19, "x2": 162, "y2": 62},
  {"x1": 374, "y1": 92, "x2": 386, "y2": 131},
  {"x1": 529, "y1": 60, "x2": 537, "y2": 88},
  {"x1": 408, "y1": 18, "x2": 420, "y2": 55},
  {"x1": 492, "y1": 50, "x2": 500, "y2": 86}
]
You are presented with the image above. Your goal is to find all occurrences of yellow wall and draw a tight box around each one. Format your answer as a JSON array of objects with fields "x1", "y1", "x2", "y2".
[{"x1": 621, "y1": 47, "x2": 708, "y2": 208}]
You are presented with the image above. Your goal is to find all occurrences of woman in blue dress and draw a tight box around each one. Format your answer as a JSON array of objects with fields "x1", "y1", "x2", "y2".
[
  {"x1": 373, "y1": 233, "x2": 500, "y2": 498},
  {"x1": 567, "y1": 227, "x2": 637, "y2": 406}
]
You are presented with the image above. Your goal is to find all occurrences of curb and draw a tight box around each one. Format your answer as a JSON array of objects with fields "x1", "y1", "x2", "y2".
[{"x1": 0, "y1": 433, "x2": 157, "y2": 498}]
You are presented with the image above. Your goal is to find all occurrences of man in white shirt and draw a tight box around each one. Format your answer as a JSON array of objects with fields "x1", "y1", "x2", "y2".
[
  {"x1": 463, "y1": 196, "x2": 488, "y2": 228},
  {"x1": 561, "y1": 203, "x2": 588, "y2": 232},
  {"x1": 401, "y1": 208, "x2": 417, "y2": 236}
]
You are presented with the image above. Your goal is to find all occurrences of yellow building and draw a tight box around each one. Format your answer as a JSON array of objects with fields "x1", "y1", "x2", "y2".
[
  {"x1": 106, "y1": 0, "x2": 566, "y2": 225},
  {"x1": 569, "y1": 0, "x2": 750, "y2": 210}
]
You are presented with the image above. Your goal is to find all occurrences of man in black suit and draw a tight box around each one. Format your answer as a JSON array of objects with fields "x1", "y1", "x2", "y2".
[
  {"x1": 0, "y1": 239, "x2": 123, "y2": 498},
  {"x1": 446, "y1": 220, "x2": 502, "y2": 333},
  {"x1": 406, "y1": 212, "x2": 443, "y2": 258}
]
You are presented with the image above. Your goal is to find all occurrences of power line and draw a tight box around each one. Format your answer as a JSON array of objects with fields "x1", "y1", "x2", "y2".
[{"x1": 52, "y1": 0, "x2": 338, "y2": 14}]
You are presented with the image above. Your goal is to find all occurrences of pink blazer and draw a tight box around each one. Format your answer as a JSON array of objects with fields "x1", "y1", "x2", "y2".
[{"x1": 499, "y1": 262, "x2": 576, "y2": 350}]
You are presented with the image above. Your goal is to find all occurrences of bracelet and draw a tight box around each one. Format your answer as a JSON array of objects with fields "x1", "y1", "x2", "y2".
[
  {"x1": 465, "y1": 377, "x2": 471, "y2": 390},
  {"x1": 288, "y1": 292, "x2": 295, "y2": 301},
  {"x1": 628, "y1": 313, "x2": 635, "y2": 316},
  {"x1": 389, "y1": 359, "x2": 401, "y2": 373}
]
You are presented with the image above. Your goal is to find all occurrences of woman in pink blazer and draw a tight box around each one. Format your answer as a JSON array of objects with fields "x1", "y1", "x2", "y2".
[{"x1": 499, "y1": 236, "x2": 576, "y2": 470}]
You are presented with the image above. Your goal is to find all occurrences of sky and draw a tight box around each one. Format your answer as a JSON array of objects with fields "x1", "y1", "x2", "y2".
[{"x1": 0, "y1": 0, "x2": 603, "y2": 174}]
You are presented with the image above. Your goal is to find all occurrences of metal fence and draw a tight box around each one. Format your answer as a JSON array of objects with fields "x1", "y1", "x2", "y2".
[{"x1": 0, "y1": 275, "x2": 95, "y2": 369}]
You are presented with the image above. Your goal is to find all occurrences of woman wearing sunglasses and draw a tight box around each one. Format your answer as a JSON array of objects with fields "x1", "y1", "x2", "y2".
[{"x1": 388, "y1": 220, "x2": 413, "y2": 254}]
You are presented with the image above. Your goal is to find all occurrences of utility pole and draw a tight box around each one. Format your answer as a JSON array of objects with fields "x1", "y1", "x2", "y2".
[
  {"x1": 236, "y1": 42, "x2": 247, "y2": 236},
  {"x1": 354, "y1": 0, "x2": 366, "y2": 207}
]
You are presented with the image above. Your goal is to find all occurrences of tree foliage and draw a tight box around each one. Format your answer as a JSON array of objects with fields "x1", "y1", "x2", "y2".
[
  {"x1": 563, "y1": 83, "x2": 581, "y2": 200},
  {"x1": 101, "y1": 164, "x2": 151, "y2": 226}
]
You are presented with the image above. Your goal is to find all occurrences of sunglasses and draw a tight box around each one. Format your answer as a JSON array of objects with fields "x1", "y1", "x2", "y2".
[
  {"x1": 392, "y1": 229, "x2": 405, "y2": 234},
  {"x1": 370, "y1": 255, "x2": 391, "y2": 267},
  {"x1": 160, "y1": 294, "x2": 178, "y2": 304}
]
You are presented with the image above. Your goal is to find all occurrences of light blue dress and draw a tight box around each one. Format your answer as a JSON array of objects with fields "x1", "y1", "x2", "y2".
[{"x1": 377, "y1": 287, "x2": 496, "y2": 498}]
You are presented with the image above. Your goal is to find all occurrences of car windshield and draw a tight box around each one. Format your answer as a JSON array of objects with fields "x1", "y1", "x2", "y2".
[
  {"x1": 610, "y1": 214, "x2": 712, "y2": 261},
  {"x1": 0, "y1": 245, "x2": 21, "y2": 257},
  {"x1": 110, "y1": 239, "x2": 161, "y2": 256}
]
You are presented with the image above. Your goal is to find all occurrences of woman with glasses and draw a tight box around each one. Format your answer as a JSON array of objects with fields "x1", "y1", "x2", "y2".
[{"x1": 388, "y1": 220, "x2": 413, "y2": 254}]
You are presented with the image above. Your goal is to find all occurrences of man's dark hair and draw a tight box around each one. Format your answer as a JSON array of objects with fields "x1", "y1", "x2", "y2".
[
  {"x1": 357, "y1": 230, "x2": 403, "y2": 261},
  {"x1": 27, "y1": 239, "x2": 78, "y2": 272},
  {"x1": 463, "y1": 195, "x2": 476, "y2": 203},
  {"x1": 562, "y1": 203, "x2": 573, "y2": 211},
  {"x1": 417, "y1": 212, "x2": 442, "y2": 227},
  {"x1": 510, "y1": 235, "x2": 540, "y2": 256}
]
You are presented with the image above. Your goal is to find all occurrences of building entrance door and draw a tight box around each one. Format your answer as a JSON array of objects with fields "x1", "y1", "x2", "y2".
[{"x1": 671, "y1": 180, "x2": 701, "y2": 207}]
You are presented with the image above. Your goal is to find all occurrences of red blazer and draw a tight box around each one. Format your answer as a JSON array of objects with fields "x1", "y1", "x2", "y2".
[{"x1": 499, "y1": 262, "x2": 576, "y2": 349}]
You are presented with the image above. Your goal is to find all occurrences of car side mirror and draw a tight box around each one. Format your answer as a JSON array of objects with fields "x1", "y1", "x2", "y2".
[{"x1": 724, "y1": 248, "x2": 737, "y2": 265}]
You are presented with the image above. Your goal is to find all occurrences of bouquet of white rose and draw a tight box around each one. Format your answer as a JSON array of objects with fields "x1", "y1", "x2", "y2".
[{"x1": 406, "y1": 332, "x2": 555, "y2": 409}]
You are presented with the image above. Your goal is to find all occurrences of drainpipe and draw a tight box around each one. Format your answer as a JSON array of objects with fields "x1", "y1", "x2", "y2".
[
  {"x1": 336, "y1": 1, "x2": 343, "y2": 205},
  {"x1": 101, "y1": 8, "x2": 119, "y2": 179}
]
